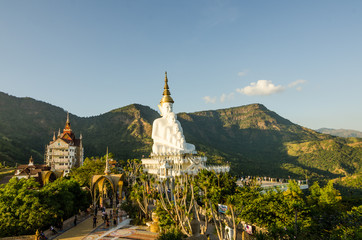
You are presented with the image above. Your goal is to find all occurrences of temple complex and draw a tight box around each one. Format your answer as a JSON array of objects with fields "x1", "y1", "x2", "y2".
[
  {"x1": 13, "y1": 156, "x2": 61, "y2": 186},
  {"x1": 45, "y1": 113, "x2": 84, "y2": 175},
  {"x1": 141, "y1": 72, "x2": 229, "y2": 179}
]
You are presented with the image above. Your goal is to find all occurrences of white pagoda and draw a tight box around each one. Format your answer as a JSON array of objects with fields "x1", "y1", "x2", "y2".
[{"x1": 141, "y1": 72, "x2": 230, "y2": 179}]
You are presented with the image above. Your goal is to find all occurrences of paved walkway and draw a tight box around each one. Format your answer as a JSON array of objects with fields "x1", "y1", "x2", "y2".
[
  {"x1": 52, "y1": 214, "x2": 99, "y2": 240},
  {"x1": 83, "y1": 222, "x2": 158, "y2": 240},
  {"x1": 52, "y1": 210, "x2": 158, "y2": 240}
]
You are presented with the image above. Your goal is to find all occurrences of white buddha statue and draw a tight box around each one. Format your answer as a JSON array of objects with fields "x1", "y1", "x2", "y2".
[{"x1": 152, "y1": 72, "x2": 196, "y2": 154}]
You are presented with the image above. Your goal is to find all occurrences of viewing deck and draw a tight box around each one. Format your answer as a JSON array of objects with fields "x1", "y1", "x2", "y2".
[{"x1": 237, "y1": 177, "x2": 309, "y2": 192}]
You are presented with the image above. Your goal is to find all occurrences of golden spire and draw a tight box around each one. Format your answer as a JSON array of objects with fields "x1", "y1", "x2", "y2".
[
  {"x1": 104, "y1": 147, "x2": 111, "y2": 175},
  {"x1": 63, "y1": 112, "x2": 72, "y2": 133},
  {"x1": 160, "y1": 71, "x2": 174, "y2": 104}
]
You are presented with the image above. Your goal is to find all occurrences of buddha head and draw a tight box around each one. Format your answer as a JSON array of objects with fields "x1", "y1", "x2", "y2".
[{"x1": 159, "y1": 102, "x2": 173, "y2": 117}]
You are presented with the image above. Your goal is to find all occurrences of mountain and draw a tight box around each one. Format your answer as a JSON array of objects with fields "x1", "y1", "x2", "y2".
[
  {"x1": 0, "y1": 91, "x2": 361, "y2": 182},
  {"x1": 0, "y1": 92, "x2": 157, "y2": 164},
  {"x1": 177, "y1": 105, "x2": 361, "y2": 179},
  {"x1": 316, "y1": 128, "x2": 362, "y2": 138}
]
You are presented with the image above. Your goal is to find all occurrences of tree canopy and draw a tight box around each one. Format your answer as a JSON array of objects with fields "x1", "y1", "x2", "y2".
[{"x1": 0, "y1": 177, "x2": 89, "y2": 237}]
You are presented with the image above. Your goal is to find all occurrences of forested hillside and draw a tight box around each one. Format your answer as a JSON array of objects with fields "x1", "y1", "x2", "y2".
[
  {"x1": 177, "y1": 104, "x2": 362, "y2": 179},
  {"x1": 0, "y1": 91, "x2": 361, "y2": 183}
]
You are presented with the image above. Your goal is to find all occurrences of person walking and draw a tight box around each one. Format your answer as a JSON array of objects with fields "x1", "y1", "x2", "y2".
[
  {"x1": 60, "y1": 218, "x2": 63, "y2": 230},
  {"x1": 74, "y1": 215, "x2": 77, "y2": 226},
  {"x1": 38, "y1": 230, "x2": 48, "y2": 240},
  {"x1": 104, "y1": 212, "x2": 108, "y2": 223},
  {"x1": 50, "y1": 225, "x2": 57, "y2": 235},
  {"x1": 93, "y1": 215, "x2": 97, "y2": 228}
]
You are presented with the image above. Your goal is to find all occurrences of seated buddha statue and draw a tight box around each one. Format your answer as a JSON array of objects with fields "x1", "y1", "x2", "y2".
[{"x1": 151, "y1": 72, "x2": 196, "y2": 154}]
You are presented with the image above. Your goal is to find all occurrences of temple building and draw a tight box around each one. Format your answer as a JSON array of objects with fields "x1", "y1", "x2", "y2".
[
  {"x1": 45, "y1": 113, "x2": 84, "y2": 175},
  {"x1": 13, "y1": 156, "x2": 61, "y2": 186},
  {"x1": 141, "y1": 72, "x2": 229, "y2": 179}
]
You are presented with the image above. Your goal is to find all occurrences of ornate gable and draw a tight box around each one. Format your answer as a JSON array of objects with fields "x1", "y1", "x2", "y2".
[
  {"x1": 48, "y1": 138, "x2": 69, "y2": 148},
  {"x1": 61, "y1": 132, "x2": 74, "y2": 142}
]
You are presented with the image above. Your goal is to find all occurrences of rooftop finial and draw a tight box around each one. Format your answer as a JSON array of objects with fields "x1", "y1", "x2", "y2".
[
  {"x1": 160, "y1": 71, "x2": 174, "y2": 104},
  {"x1": 64, "y1": 112, "x2": 72, "y2": 133},
  {"x1": 28, "y1": 156, "x2": 34, "y2": 166}
]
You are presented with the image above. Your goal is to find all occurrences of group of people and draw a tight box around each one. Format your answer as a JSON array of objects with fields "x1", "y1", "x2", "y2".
[{"x1": 92, "y1": 205, "x2": 124, "y2": 229}]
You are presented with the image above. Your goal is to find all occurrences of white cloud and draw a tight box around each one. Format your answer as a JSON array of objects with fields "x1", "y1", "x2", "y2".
[
  {"x1": 288, "y1": 79, "x2": 306, "y2": 88},
  {"x1": 237, "y1": 80, "x2": 285, "y2": 96},
  {"x1": 220, "y1": 92, "x2": 235, "y2": 102},
  {"x1": 203, "y1": 96, "x2": 217, "y2": 104}
]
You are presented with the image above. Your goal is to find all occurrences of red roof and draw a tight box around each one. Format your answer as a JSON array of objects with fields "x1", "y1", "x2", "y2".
[
  {"x1": 15, "y1": 164, "x2": 51, "y2": 177},
  {"x1": 50, "y1": 114, "x2": 81, "y2": 147}
]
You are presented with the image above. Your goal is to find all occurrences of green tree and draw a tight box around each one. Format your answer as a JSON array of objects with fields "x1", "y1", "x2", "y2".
[
  {"x1": 155, "y1": 203, "x2": 176, "y2": 229},
  {"x1": 41, "y1": 178, "x2": 89, "y2": 222},
  {"x1": 157, "y1": 175, "x2": 195, "y2": 237},
  {"x1": 157, "y1": 226, "x2": 183, "y2": 240},
  {"x1": 69, "y1": 155, "x2": 107, "y2": 187},
  {"x1": 307, "y1": 181, "x2": 342, "y2": 238},
  {"x1": 0, "y1": 178, "x2": 54, "y2": 237},
  {"x1": 330, "y1": 205, "x2": 362, "y2": 239},
  {"x1": 0, "y1": 177, "x2": 89, "y2": 237},
  {"x1": 282, "y1": 180, "x2": 309, "y2": 238}
]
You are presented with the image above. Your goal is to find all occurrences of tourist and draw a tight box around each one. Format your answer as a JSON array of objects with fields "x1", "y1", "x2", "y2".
[
  {"x1": 39, "y1": 230, "x2": 47, "y2": 240},
  {"x1": 93, "y1": 215, "x2": 97, "y2": 228},
  {"x1": 74, "y1": 215, "x2": 77, "y2": 226},
  {"x1": 50, "y1": 225, "x2": 57, "y2": 235},
  {"x1": 113, "y1": 217, "x2": 117, "y2": 226},
  {"x1": 94, "y1": 204, "x2": 98, "y2": 215},
  {"x1": 60, "y1": 218, "x2": 63, "y2": 230},
  {"x1": 104, "y1": 212, "x2": 108, "y2": 223},
  {"x1": 102, "y1": 211, "x2": 105, "y2": 222}
]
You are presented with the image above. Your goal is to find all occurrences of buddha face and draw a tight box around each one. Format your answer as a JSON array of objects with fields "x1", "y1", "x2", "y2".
[
  {"x1": 167, "y1": 113, "x2": 176, "y2": 123},
  {"x1": 161, "y1": 103, "x2": 173, "y2": 116}
]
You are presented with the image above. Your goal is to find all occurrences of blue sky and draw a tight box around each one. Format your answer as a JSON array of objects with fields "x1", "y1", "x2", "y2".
[{"x1": 1, "y1": 1, "x2": 361, "y2": 131}]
